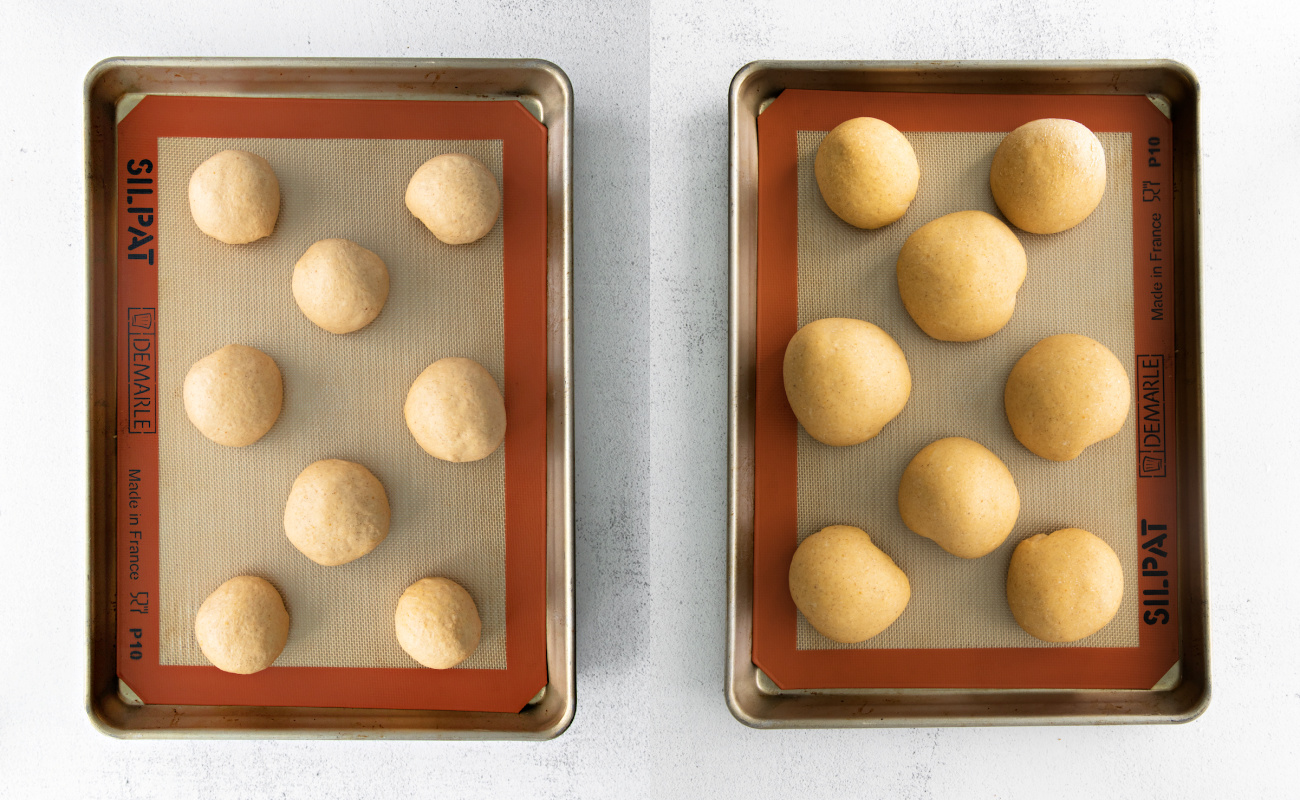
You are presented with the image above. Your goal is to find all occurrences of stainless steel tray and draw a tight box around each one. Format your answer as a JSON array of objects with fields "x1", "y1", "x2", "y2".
[
  {"x1": 726, "y1": 60, "x2": 1208, "y2": 727},
  {"x1": 86, "y1": 57, "x2": 573, "y2": 739}
]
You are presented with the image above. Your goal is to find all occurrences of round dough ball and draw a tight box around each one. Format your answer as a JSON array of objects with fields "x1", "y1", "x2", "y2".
[
  {"x1": 194, "y1": 576, "x2": 290, "y2": 674},
  {"x1": 404, "y1": 153, "x2": 501, "y2": 245},
  {"x1": 783, "y1": 318, "x2": 911, "y2": 446},
  {"x1": 395, "y1": 577, "x2": 482, "y2": 669},
  {"x1": 990, "y1": 119, "x2": 1106, "y2": 234},
  {"x1": 1006, "y1": 527, "x2": 1124, "y2": 642},
  {"x1": 183, "y1": 344, "x2": 283, "y2": 447},
  {"x1": 292, "y1": 238, "x2": 390, "y2": 334},
  {"x1": 788, "y1": 525, "x2": 910, "y2": 643},
  {"x1": 814, "y1": 117, "x2": 919, "y2": 229},
  {"x1": 898, "y1": 437, "x2": 1020, "y2": 559},
  {"x1": 1004, "y1": 334, "x2": 1130, "y2": 461},
  {"x1": 404, "y1": 357, "x2": 506, "y2": 462},
  {"x1": 283, "y1": 459, "x2": 391, "y2": 566},
  {"x1": 896, "y1": 210, "x2": 1027, "y2": 342},
  {"x1": 188, "y1": 150, "x2": 281, "y2": 244}
]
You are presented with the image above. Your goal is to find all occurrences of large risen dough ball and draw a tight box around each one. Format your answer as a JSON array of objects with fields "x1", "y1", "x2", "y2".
[
  {"x1": 194, "y1": 576, "x2": 290, "y2": 674},
  {"x1": 896, "y1": 210, "x2": 1027, "y2": 342},
  {"x1": 283, "y1": 459, "x2": 391, "y2": 566},
  {"x1": 788, "y1": 525, "x2": 910, "y2": 643},
  {"x1": 183, "y1": 344, "x2": 283, "y2": 447},
  {"x1": 187, "y1": 150, "x2": 281, "y2": 244},
  {"x1": 783, "y1": 318, "x2": 911, "y2": 446},
  {"x1": 404, "y1": 357, "x2": 507, "y2": 462},
  {"x1": 404, "y1": 153, "x2": 501, "y2": 245},
  {"x1": 1006, "y1": 528, "x2": 1124, "y2": 642},
  {"x1": 898, "y1": 437, "x2": 1020, "y2": 559},
  {"x1": 395, "y1": 577, "x2": 482, "y2": 669},
  {"x1": 292, "y1": 238, "x2": 390, "y2": 334},
  {"x1": 814, "y1": 117, "x2": 919, "y2": 229},
  {"x1": 1004, "y1": 334, "x2": 1130, "y2": 461},
  {"x1": 990, "y1": 119, "x2": 1106, "y2": 234}
]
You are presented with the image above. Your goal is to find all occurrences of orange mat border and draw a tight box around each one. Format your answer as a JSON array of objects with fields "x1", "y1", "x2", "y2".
[
  {"x1": 753, "y1": 90, "x2": 1178, "y2": 690},
  {"x1": 115, "y1": 96, "x2": 548, "y2": 712}
]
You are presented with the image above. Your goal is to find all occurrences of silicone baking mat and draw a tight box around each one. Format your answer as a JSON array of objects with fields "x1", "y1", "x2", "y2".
[
  {"x1": 115, "y1": 96, "x2": 547, "y2": 712},
  {"x1": 753, "y1": 90, "x2": 1178, "y2": 690}
]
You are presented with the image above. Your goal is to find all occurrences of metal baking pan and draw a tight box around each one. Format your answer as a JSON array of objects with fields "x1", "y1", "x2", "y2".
[
  {"x1": 86, "y1": 58, "x2": 573, "y2": 739},
  {"x1": 727, "y1": 60, "x2": 1207, "y2": 727}
]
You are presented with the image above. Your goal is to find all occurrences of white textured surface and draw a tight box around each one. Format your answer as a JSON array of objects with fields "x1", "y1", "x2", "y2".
[{"x1": 0, "y1": 0, "x2": 1295, "y2": 797}]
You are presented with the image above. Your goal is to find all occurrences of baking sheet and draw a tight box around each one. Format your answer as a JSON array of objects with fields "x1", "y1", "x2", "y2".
[
  {"x1": 156, "y1": 136, "x2": 508, "y2": 670},
  {"x1": 794, "y1": 129, "x2": 1138, "y2": 651}
]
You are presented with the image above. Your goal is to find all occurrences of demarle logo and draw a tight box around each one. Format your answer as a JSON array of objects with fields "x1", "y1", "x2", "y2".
[
  {"x1": 128, "y1": 309, "x2": 155, "y2": 334},
  {"x1": 127, "y1": 308, "x2": 156, "y2": 434},
  {"x1": 1137, "y1": 355, "x2": 1165, "y2": 477}
]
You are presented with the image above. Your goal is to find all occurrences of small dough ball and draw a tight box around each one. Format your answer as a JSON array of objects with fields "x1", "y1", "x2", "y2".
[
  {"x1": 188, "y1": 150, "x2": 281, "y2": 244},
  {"x1": 292, "y1": 238, "x2": 390, "y2": 334},
  {"x1": 788, "y1": 525, "x2": 910, "y2": 643},
  {"x1": 395, "y1": 577, "x2": 482, "y2": 669},
  {"x1": 814, "y1": 117, "x2": 919, "y2": 229},
  {"x1": 183, "y1": 344, "x2": 283, "y2": 447},
  {"x1": 896, "y1": 210, "x2": 1027, "y2": 341},
  {"x1": 1006, "y1": 528, "x2": 1124, "y2": 642},
  {"x1": 404, "y1": 357, "x2": 506, "y2": 462},
  {"x1": 194, "y1": 576, "x2": 290, "y2": 674},
  {"x1": 404, "y1": 153, "x2": 501, "y2": 245},
  {"x1": 990, "y1": 119, "x2": 1106, "y2": 234},
  {"x1": 1004, "y1": 334, "x2": 1130, "y2": 461},
  {"x1": 783, "y1": 318, "x2": 911, "y2": 446},
  {"x1": 283, "y1": 459, "x2": 391, "y2": 566},
  {"x1": 898, "y1": 437, "x2": 1020, "y2": 559}
]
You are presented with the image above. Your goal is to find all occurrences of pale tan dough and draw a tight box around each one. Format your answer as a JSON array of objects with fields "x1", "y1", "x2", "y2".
[
  {"x1": 1004, "y1": 333, "x2": 1130, "y2": 461},
  {"x1": 194, "y1": 575, "x2": 290, "y2": 674},
  {"x1": 404, "y1": 153, "x2": 501, "y2": 245},
  {"x1": 404, "y1": 357, "x2": 506, "y2": 462},
  {"x1": 814, "y1": 117, "x2": 919, "y2": 229},
  {"x1": 990, "y1": 118, "x2": 1107, "y2": 235},
  {"x1": 395, "y1": 577, "x2": 482, "y2": 669},
  {"x1": 788, "y1": 525, "x2": 910, "y2": 643},
  {"x1": 898, "y1": 437, "x2": 1020, "y2": 559},
  {"x1": 283, "y1": 459, "x2": 391, "y2": 566},
  {"x1": 187, "y1": 149, "x2": 281, "y2": 244},
  {"x1": 291, "y1": 238, "x2": 390, "y2": 334},
  {"x1": 782, "y1": 317, "x2": 911, "y2": 446},
  {"x1": 1006, "y1": 527, "x2": 1124, "y2": 642},
  {"x1": 896, "y1": 210, "x2": 1027, "y2": 342},
  {"x1": 182, "y1": 344, "x2": 283, "y2": 447}
]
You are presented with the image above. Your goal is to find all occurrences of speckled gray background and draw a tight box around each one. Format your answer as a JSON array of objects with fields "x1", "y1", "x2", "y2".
[{"x1": 1, "y1": 0, "x2": 1294, "y2": 798}]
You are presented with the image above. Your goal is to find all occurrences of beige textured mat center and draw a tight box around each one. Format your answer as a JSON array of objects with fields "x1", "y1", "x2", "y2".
[
  {"x1": 794, "y1": 129, "x2": 1138, "y2": 651},
  {"x1": 156, "y1": 136, "x2": 507, "y2": 670}
]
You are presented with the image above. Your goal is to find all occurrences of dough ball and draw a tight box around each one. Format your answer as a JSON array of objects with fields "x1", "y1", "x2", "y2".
[
  {"x1": 187, "y1": 150, "x2": 281, "y2": 244},
  {"x1": 990, "y1": 119, "x2": 1106, "y2": 234},
  {"x1": 1006, "y1": 527, "x2": 1124, "y2": 642},
  {"x1": 183, "y1": 344, "x2": 283, "y2": 447},
  {"x1": 898, "y1": 437, "x2": 1020, "y2": 559},
  {"x1": 788, "y1": 525, "x2": 910, "y2": 643},
  {"x1": 292, "y1": 238, "x2": 390, "y2": 334},
  {"x1": 1004, "y1": 334, "x2": 1130, "y2": 461},
  {"x1": 814, "y1": 117, "x2": 919, "y2": 229},
  {"x1": 783, "y1": 317, "x2": 911, "y2": 446},
  {"x1": 896, "y1": 210, "x2": 1027, "y2": 342},
  {"x1": 194, "y1": 576, "x2": 290, "y2": 674},
  {"x1": 395, "y1": 577, "x2": 482, "y2": 669},
  {"x1": 404, "y1": 153, "x2": 501, "y2": 245},
  {"x1": 404, "y1": 357, "x2": 506, "y2": 462},
  {"x1": 283, "y1": 459, "x2": 391, "y2": 566}
]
